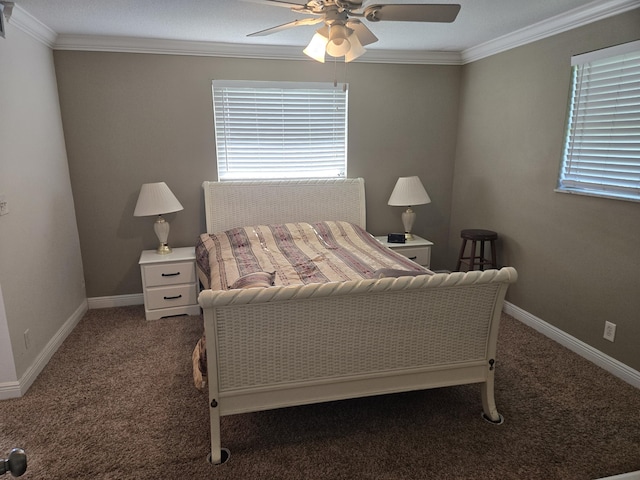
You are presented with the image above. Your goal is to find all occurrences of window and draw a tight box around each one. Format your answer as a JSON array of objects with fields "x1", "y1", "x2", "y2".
[
  {"x1": 212, "y1": 80, "x2": 348, "y2": 181},
  {"x1": 557, "y1": 40, "x2": 640, "y2": 202}
]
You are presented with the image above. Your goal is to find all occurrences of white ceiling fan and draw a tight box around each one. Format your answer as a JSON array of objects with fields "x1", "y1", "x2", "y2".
[{"x1": 244, "y1": 0, "x2": 461, "y2": 62}]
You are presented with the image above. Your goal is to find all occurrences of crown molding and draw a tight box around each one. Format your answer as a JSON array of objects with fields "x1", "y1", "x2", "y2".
[
  {"x1": 461, "y1": 0, "x2": 640, "y2": 64},
  {"x1": 362, "y1": 49, "x2": 462, "y2": 65},
  {"x1": 53, "y1": 34, "x2": 463, "y2": 65},
  {"x1": 8, "y1": 4, "x2": 57, "y2": 47},
  {"x1": 9, "y1": 0, "x2": 639, "y2": 65}
]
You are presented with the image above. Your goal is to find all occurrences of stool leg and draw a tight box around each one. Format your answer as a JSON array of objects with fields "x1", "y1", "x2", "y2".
[
  {"x1": 490, "y1": 239, "x2": 497, "y2": 269},
  {"x1": 456, "y1": 239, "x2": 467, "y2": 271},
  {"x1": 469, "y1": 240, "x2": 477, "y2": 271},
  {"x1": 480, "y1": 240, "x2": 486, "y2": 271}
]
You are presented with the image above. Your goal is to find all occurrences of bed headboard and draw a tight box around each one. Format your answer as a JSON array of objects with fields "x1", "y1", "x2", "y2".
[{"x1": 203, "y1": 178, "x2": 366, "y2": 233}]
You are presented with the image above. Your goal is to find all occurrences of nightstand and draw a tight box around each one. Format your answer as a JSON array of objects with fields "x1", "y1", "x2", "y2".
[
  {"x1": 374, "y1": 235, "x2": 434, "y2": 268},
  {"x1": 139, "y1": 247, "x2": 201, "y2": 320}
]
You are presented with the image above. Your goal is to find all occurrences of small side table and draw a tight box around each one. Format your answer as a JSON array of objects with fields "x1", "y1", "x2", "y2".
[
  {"x1": 374, "y1": 235, "x2": 434, "y2": 268},
  {"x1": 139, "y1": 247, "x2": 201, "y2": 320}
]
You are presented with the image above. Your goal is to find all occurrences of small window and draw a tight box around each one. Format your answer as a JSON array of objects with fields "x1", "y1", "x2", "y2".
[
  {"x1": 212, "y1": 80, "x2": 348, "y2": 181},
  {"x1": 557, "y1": 40, "x2": 640, "y2": 202}
]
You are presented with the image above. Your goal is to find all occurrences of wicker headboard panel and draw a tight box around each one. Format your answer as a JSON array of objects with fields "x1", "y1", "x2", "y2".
[{"x1": 203, "y1": 178, "x2": 366, "y2": 233}]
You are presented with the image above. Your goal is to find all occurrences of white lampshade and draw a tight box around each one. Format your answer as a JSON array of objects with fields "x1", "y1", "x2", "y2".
[
  {"x1": 134, "y1": 182, "x2": 183, "y2": 254},
  {"x1": 388, "y1": 176, "x2": 431, "y2": 240},
  {"x1": 326, "y1": 24, "x2": 351, "y2": 57},
  {"x1": 303, "y1": 28, "x2": 329, "y2": 63},
  {"x1": 345, "y1": 30, "x2": 366, "y2": 63},
  {"x1": 388, "y1": 176, "x2": 431, "y2": 207},
  {"x1": 134, "y1": 182, "x2": 183, "y2": 217}
]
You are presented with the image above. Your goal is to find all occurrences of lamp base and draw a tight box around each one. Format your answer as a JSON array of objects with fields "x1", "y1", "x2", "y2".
[
  {"x1": 401, "y1": 207, "x2": 416, "y2": 241},
  {"x1": 153, "y1": 215, "x2": 172, "y2": 254},
  {"x1": 156, "y1": 243, "x2": 172, "y2": 255}
]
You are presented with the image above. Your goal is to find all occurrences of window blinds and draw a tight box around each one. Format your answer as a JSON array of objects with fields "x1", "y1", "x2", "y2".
[
  {"x1": 213, "y1": 80, "x2": 347, "y2": 181},
  {"x1": 558, "y1": 40, "x2": 640, "y2": 202}
]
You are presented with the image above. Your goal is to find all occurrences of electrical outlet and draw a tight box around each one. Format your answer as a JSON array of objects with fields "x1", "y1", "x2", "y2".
[
  {"x1": 24, "y1": 329, "x2": 31, "y2": 350},
  {"x1": 603, "y1": 321, "x2": 616, "y2": 342}
]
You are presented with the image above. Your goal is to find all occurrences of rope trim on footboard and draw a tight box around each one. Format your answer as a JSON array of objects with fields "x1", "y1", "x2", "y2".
[{"x1": 198, "y1": 267, "x2": 517, "y2": 307}]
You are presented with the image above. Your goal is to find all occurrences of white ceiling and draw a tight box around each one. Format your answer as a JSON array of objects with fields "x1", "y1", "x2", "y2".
[{"x1": 7, "y1": 0, "x2": 640, "y2": 63}]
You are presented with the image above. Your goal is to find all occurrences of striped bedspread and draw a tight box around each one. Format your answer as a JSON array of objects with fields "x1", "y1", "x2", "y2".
[{"x1": 196, "y1": 221, "x2": 430, "y2": 291}]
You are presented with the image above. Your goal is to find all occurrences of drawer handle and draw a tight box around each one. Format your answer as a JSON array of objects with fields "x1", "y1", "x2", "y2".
[
  {"x1": 164, "y1": 294, "x2": 183, "y2": 300},
  {"x1": 408, "y1": 256, "x2": 417, "y2": 260},
  {"x1": 162, "y1": 272, "x2": 181, "y2": 277}
]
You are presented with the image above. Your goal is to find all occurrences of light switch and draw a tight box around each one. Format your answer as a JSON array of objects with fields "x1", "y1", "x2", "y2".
[{"x1": 0, "y1": 194, "x2": 8, "y2": 216}]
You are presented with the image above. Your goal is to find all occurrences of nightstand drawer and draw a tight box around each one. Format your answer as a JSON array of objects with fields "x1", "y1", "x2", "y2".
[
  {"x1": 395, "y1": 247, "x2": 430, "y2": 266},
  {"x1": 146, "y1": 284, "x2": 198, "y2": 310},
  {"x1": 143, "y1": 261, "x2": 196, "y2": 287},
  {"x1": 374, "y1": 235, "x2": 433, "y2": 268}
]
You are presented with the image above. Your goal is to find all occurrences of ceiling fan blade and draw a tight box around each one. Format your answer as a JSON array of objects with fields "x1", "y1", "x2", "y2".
[
  {"x1": 363, "y1": 4, "x2": 461, "y2": 23},
  {"x1": 242, "y1": 0, "x2": 308, "y2": 10},
  {"x1": 346, "y1": 19, "x2": 378, "y2": 46},
  {"x1": 247, "y1": 17, "x2": 324, "y2": 37}
]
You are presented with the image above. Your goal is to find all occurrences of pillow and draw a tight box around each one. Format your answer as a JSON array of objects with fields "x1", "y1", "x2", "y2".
[
  {"x1": 228, "y1": 271, "x2": 276, "y2": 289},
  {"x1": 372, "y1": 268, "x2": 434, "y2": 279}
]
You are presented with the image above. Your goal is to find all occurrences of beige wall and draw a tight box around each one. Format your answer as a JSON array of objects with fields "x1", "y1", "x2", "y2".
[
  {"x1": 450, "y1": 9, "x2": 640, "y2": 370},
  {"x1": 53, "y1": 52, "x2": 461, "y2": 297},
  {"x1": 0, "y1": 24, "x2": 86, "y2": 383}
]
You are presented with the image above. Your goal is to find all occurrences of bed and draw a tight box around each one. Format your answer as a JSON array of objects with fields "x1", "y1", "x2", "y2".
[{"x1": 196, "y1": 178, "x2": 517, "y2": 464}]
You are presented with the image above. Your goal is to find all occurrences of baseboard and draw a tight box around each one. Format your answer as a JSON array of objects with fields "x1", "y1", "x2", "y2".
[
  {"x1": 87, "y1": 293, "x2": 143, "y2": 309},
  {"x1": 503, "y1": 301, "x2": 640, "y2": 389},
  {"x1": 0, "y1": 381, "x2": 21, "y2": 400},
  {"x1": 596, "y1": 472, "x2": 640, "y2": 480},
  {"x1": 0, "y1": 300, "x2": 88, "y2": 400}
]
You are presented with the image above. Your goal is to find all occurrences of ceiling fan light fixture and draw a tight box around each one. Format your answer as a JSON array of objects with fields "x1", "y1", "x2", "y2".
[
  {"x1": 345, "y1": 30, "x2": 366, "y2": 62},
  {"x1": 302, "y1": 23, "x2": 366, "y2": 63},
  {"x1": 326, "y1": 24, "x2": 351, "y2": 57},
  {"x1": 303, "y1": 28, "x2": 329, "y2": 63},
  {"x1": 326, "y1": 38, "x2": 351, "y2": 57}
]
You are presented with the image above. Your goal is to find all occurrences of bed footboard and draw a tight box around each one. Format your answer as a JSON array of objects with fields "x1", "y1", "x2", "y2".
[{"x1": 198, "y1": 267, "x2": 517, "y2": 464}]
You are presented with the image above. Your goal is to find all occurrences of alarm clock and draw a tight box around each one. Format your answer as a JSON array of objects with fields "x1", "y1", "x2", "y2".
[{"x1": 387, "y1": 233, "x2": 406, "y2": 244}]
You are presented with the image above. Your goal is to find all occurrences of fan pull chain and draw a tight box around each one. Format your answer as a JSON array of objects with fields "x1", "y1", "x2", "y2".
[
  {"x1": 343, "y1": 61, "x2": 348, "y2": 92},
  {"x1": 331, "y1": 57, "x2": 348, "y2": 92}
]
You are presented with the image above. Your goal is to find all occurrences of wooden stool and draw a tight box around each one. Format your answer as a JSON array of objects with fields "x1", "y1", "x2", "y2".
[{"x1": 456, "y1": 229, "x2": 498, "y2": 271}]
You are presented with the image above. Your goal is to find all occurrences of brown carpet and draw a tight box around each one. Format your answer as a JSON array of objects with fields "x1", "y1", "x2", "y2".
[{"x1": 1, "y1": 306, "x2": 639, "y2": 479}]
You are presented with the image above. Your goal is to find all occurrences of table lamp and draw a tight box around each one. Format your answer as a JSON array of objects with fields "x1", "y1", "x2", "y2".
[
  {"x1": 134, "y1": 182, "x2": 184, "y2": 254},
  {"x1": 387, "y1": 176, "x2": 431, "y2": 240}
]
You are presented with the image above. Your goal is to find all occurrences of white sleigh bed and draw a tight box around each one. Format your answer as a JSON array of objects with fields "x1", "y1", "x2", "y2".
[{"x1": 196, "y1": 178, "x2": 517, "y2": 464}]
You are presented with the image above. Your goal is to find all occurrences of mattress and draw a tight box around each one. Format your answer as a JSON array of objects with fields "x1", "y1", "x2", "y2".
[{"x1": 196, "y1": 221, "x2": 432, "y2": 291}]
